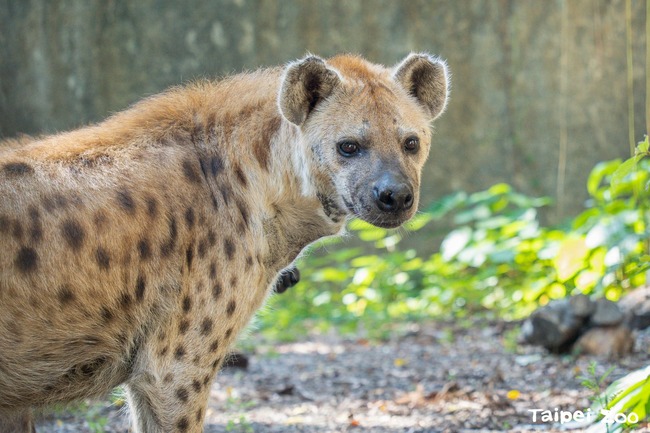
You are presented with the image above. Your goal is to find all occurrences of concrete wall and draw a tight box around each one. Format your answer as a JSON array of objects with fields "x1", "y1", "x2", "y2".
[{"x1": 0, "y1": 0, "x2": 647, "y2": 222}]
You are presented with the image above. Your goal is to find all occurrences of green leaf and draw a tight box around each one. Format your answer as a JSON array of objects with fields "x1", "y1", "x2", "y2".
[
  {"x1": 553, "y1": 236, "x2": 589, "y2": 282},
  {"x1": 440, "y1": 227, "x2": 473, "y2": 261},
  {"x1": 611, "y1": 157, "x2": 642, "y2": 195},
  {"x1": 587, "y1": 160, "x2": 620, "y2": 198},
  {"x1": 636, "y1": 135, "x2": 649, "y2": 154}
]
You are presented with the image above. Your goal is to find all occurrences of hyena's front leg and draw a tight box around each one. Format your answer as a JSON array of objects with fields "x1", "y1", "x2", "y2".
[
  {"x1": 0, "y1": 410, "x2": 35, "y2": 433},
  {"x1": 125, "y1": 364, "x2": 216, "y2": 433},
  {"x1": 125, "y1": 338, "x2": 224, "y2": 433}
]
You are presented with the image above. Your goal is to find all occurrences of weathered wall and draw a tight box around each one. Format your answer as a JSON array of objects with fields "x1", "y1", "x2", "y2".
[{"x1": 0, "y1": 0, "x2": 647, "y2": 222}]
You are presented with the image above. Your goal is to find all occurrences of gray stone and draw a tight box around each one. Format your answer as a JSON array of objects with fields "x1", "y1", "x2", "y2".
[
  {"x1": 569, "y1": 294, "x2": 595, "y2": 318},
  {"x1": 575, "y1": 324, "x2": 634, "y2": 359},
  {"x1": 520, "y1": 298, "x2": 584, "y2": 352},
  {"x1": 591, "y1": 298, "x2": 625, "y2": 326},
  {"x1": 619, "y1": 286, "x2": 650, "y2": 330}
]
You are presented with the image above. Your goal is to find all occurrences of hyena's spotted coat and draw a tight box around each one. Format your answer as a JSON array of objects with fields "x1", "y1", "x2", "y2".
[{"x1": 0, "y1": 53, "x2": 449, "y2": 432}]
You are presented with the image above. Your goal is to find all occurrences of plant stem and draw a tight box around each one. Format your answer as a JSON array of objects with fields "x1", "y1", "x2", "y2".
[
  {"x1": 626, "y1": 0, "x2": 635, "y2": 156},
  {"x1": 646, "y1": 0, "x2": 650, "y2": 135}
]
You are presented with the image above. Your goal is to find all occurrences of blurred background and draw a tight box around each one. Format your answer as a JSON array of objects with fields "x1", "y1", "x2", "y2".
[{"x1": 1, "y1": 0, "x2": 647, "y2": 224}]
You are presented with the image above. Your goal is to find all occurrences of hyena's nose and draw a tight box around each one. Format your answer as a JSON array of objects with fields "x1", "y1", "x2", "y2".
[{"x1": 373, "y1": 179, "x2": 414, "y2": 213}]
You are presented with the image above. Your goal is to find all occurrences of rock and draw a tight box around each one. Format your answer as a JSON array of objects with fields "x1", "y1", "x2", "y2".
[
  {"x1": 590, "y1": 298, "x2": 624, "y2": 326},
  {"x1": 575, "y1": 325, "x2": 634, "y2": 359},
  {"x1": 569, "y1": 294, "x2": 595, "y2": 318},
  {"x1": 619, "y1": 286, "x2": 650, "y2": 330},
  {"x1": 520, "y1": 298, "x2": 585, "y2": 352}
]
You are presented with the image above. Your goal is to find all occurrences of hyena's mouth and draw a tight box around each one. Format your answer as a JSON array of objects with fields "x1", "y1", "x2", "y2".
[{"x1": 343, "y1": 197, "x2": 413, "y2": 229}]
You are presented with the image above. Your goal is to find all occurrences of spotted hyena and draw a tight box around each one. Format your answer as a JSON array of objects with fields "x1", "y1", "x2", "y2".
[{"x1": 0, "y1": 53, "x2": 449, "y2": 432}]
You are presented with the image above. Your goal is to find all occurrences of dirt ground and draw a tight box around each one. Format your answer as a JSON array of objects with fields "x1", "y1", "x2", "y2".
[{"x1": 35, "y1": 320, "x2": 650, "y2": 433}]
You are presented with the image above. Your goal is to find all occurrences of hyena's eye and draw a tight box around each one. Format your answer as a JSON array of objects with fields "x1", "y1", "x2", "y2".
[
  {"x1": 337, "y1": 140, "x2": 360, "y2": 157},
  {"x1": 404, "y1": 136, "x2": 420, "y2": 153}
]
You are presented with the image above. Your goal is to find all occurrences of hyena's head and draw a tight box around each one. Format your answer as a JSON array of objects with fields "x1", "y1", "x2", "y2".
[{"x1": 278, "y1": 53, "x2": 449, "y2": 229}]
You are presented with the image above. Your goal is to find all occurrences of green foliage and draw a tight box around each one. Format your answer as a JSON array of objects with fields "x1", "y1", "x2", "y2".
[
  {"x1": 258, "y1": 136, "x2": 650, "y2": 340},
  {"x1": 585, "y1": 365, "x2": 650, "y2": 432}
]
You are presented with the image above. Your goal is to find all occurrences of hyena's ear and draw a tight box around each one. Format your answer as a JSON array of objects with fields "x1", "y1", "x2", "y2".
[
  {"x1": 393, "y1": 53, "x2": 450, "y2": 121},
  {"x1": 279, "y1": 55, "x2": 341, "y2": 126}
]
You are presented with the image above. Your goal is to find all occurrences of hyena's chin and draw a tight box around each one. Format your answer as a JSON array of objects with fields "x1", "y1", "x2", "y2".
[
  {"x1": 360, "y1": 214, "x2": 412, "y2": 229},
  {"x1": 343, "y1": 197, "x2": 415, "y2": 229}
]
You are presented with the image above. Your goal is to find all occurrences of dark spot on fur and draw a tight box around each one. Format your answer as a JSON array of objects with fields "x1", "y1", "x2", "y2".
[
  {"x1": 3, "y1": 162, "x2": 33, "y2": 176},
  {"x1": 192, "y1": 379, "x2": 202, "y2": 393},
  {"x1": 199, "y1": 157, "x2": 209, "y2": 178},
  {"x1": 138, "y1": 239, "x2": 151, "y2": 260},
  {"x1": 0, "y1": 214, "x2": 9, "y2": 234},
  {"x1": 224, "y1": 238, "x2": 235, "y2": 260},
  {"x1": 200, "y1": 318, "x2": 213, "y2": 336},
  {"x1": 195, "y1": 407, "x2": 203, "y2": 423},
  {"x1": 209, "y1": 262, "x2": 217, "y2": 280},
  {"x1": 42, "y1": 196, "x2": 55, "y2": 213},
  {"x1": 225, "y1": 328, "x2": 233, "y2": 339},
  {"x1": 145, "y1": 196, "x2": 158, "y2": 218},
  {"x1": 12, "y1": 220, "x2": 23, "y2": 240},
  {"x1": 160, "y1": 346, "x2": 169, "y2": 357},
  {"x1": 28, "y1": 206, "x2": 42, "y2": 244},
  {"x1": 116, "y1": 189, "x2": 136, "y2": 214},
  {"x1": 230, "y1": 275, "x2": 238, "y2": 287},
  {"x1": 58, "y1": 285, "x2": 75, "y2": 305},
  {"x1": 203, "y1": 374, "x2": 211, "y2": 386},
  {"x1": 182, "y1": 295, "x2": 191, "y2": 313},
  {"x1": 245, "y1": 255, "x2": 253, "y2": 270},
  {"x1": 176, "y1": 387, "x2": 189, "y2": 403},
  {"x1": 95, "y1": 247, "x2": 111, "y2": 270},
  {"x1": 93, "y1": 211, "x2": 109, "y2": 230},
  {"x1": 178, "y1": 319, "x2": 190, "y2": 335},
  {"x1": 211, "y1": 357, "x2": 221, "y2": 370},
  {"x1": 182, "y1": 160, "x2": 201, "y2": 184},
  {"x1": 174, "y1": 345, "x2": 186, "y2": 359},
  {"x1": 197, "y1": 239, "x2": 207, "y2": 258},
  {"x1": 135, "y1": 275, "x2": 146, "y2": 301},
  {"x1": 163, "y1": 373, "x2": 173, "y2": 383},
  {"x1": 15, "y1": 247, "x2": 38, "y2": 273},
  {"x1": 176, "y1": 417, "x2": 189, "y2": 432},
  {"x1": 212, "y1": 283, "x2": 222, "y2": 300},
  {"x1": 207, "y1": 230, "x2": 216, "y2": 247},
  {"x1": 256, "y1": 115, "x2": 280, "y2": 171},
  {"x1": 220, "y1": 183, "x2": 232, "y2": 205},
  {"x1": 160, "y1": 217, "x2": 178, "y2": 257},
  {"x1": 101, "y1": 307, "x2": 114, "y2": 323},
  {"x1": 226, "y1": 300, "x2": 236, "y2": 317},
  {"x1": 54, "y1": 194, "x2": 68, "y2": 208},
  {"x1": 61, "y1": 219, "x2": 85, "y2": 251},
  {"x1": 120, "y1": 292, "x2": 133, "y2": 309},
  {"x1": 185, "y1": 246, "x2": 194, "y2": 268},
  {"x1": 210, "y1": 155, "x2": 223, "y2": 177},
  {"x1": 209, "y1": 339, "x2": 219, "y2": 352},
  {"x1": 236, "y1": 199, "x2": 249, "y2": 229},
  {"x1": 184, "y1": 207, "x2": 195, "y2": 229},
  {"x1": 234, "y1": 165, "x2": 247, "y2": 187}
]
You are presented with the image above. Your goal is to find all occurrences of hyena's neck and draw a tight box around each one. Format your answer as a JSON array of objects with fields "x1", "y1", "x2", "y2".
[
  {"x1": 173, "y1": 76, "x2": 345, "y2": 272},
  {"x1": 251, "y1": 116, "x2": 346, "y2": 270}
]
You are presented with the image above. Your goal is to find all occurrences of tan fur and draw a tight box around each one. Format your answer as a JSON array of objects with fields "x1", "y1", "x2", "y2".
[{"x1": 0, "y1": 53, "x2": 448, "y2": 432}]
